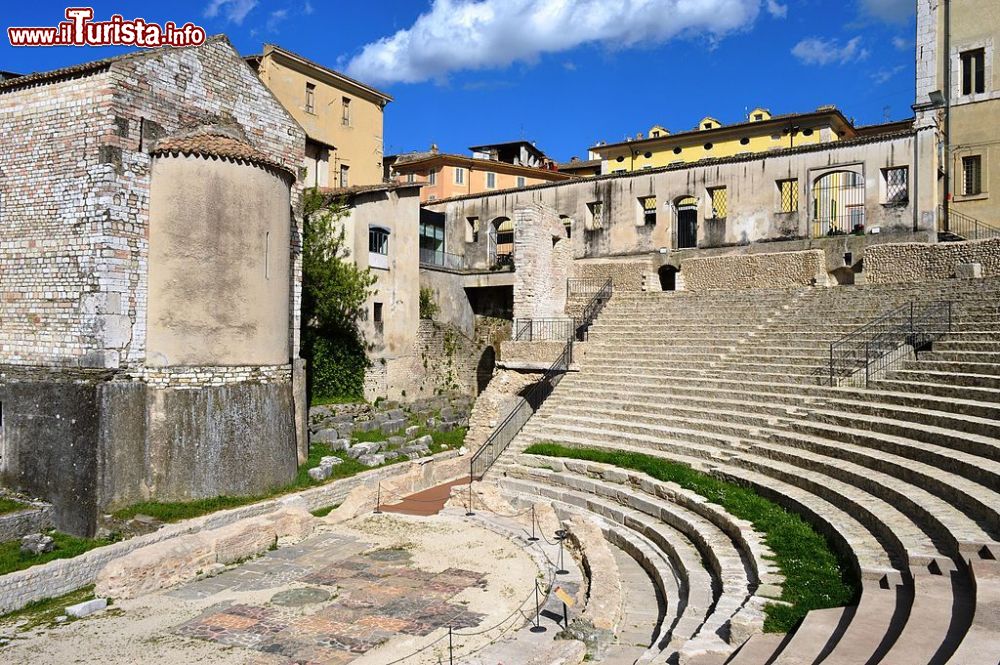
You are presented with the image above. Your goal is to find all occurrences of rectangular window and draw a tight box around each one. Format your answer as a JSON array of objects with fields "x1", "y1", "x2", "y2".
[
  {"x1": 305, "y1": 82, "x2": 315, "y2": 113},
  {"x1": 369, "y1": 226, "x2": 390, "y2": 255},
  {"x1": 428, "y1": 169, "x2": 437, "y2": 185},
  {"x1": 342, "y1": 96, "x2": 351, "y2": 125},
  {"x1": 516, "y1": 176, "x2": 526, "y2": 188},
  {"x1": 455, "y1": 167, "x2": 465, "y2": 185},
  {"x1": 406, "y1": 172, "x2": 415, "y2": 184},
  {"x1": 373, "y1": 302, "x2": 384, "y2": 334},
  {"x1": 883, "y1": 167, "x2": 909, "y2": 204},
  {"x1": 709, "y1": 187, "x2": 728, "y2": 219},
  {"x1": 778, "y1": 179, "x2": 799, "y2": 212},
  {"x1": 639, "y1": 196, "x2": 657, "y2": 226},
  {"x1": 963, "y1": 155, "x2": 983, "y2": 195},
  {"x1": 586, "y1": 201, "x2": 604, "y2": 230},
  {"x1": 961, "y1": 49, "x2": 986, "y2": 95},
  {"x1": 466, "y1": 216, "x2": 479, "y2": 243},
  {"x1": 339, "y1": 164, "x2": 349, "y2": 187},
  {"x1": 486, "y1": 172, "x2": 496, "y2": 189}
]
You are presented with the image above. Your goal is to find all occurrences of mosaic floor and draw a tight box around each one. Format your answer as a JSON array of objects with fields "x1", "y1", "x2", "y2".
[{"x1": 172, "y1": 532, "x2": 486, "y2": 664}]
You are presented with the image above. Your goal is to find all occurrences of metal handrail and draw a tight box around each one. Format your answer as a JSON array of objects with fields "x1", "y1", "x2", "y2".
[
  {"x1": 513, "y1": 278, "x2": 613, "y2": 342},
  {"x1": 469, "y1": 278, "x2": 613, "y2": 479},
  {"x1": 419, "y1": 247, "x2": 466, "y2": 270},
  {"x1": 940, "y1": 205, "x2": 1000, "y2": 241},
  {"x1": 827, "y1": 300, "x2": 953, "y2": 387}
]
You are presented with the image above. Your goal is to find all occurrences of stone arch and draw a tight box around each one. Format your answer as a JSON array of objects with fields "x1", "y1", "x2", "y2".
[
  {"x1": 811, "y1": 169, "x2": 865, "y2": 237},
  {"x1": 488, "y1": 216, "x2": 514, "y2": 267}
]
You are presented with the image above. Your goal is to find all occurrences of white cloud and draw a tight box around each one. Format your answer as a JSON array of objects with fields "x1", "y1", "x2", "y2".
[
  {"x1": 266, "y1": 9, "x2": 289, "y2": 31},
  {"x1": 766, "y1": 0, "x2": 787, "y2": 19},
  {"x1": 303, "y1": 1, "x2": 314, "y2": 15},
  {"x1": 346, "y1": 0, "x2": 762, "y2": 85},
  {"x1": 871, "y1": 64, "x2": 904, "y2": 84},
  {"x1": 891, "y1": 36, "x2": 910, "y2": 51},
  {"x1": 791, "y1": 36, "x2": 869, "y2": 65},
  {"x1": 859, "y1": 0, "x2": 913, "y2": 23},
  {"x1": 204, "y1": 0, "x2": 259, "y2": 25}
]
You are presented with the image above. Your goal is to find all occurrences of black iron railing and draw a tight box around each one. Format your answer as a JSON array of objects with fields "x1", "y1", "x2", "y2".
[
  {"x1": 827, "y1": 300, "x2": 953, "y2": 387},
  {"x1": 513, "y1": 318, "x2": 578, "y2": 341},
  {"x1": 419, "y1": 247, "x2": 466, "y2": 270},
  {"x1": 940, "y1": 205, "x2": 1000, "y2": 241},
  {"x1": 567, "y1": 277, "x2": 608, "y2": 295},
  {"x1": 469, "y1": 278, "x2": 613, "y2": 479}
]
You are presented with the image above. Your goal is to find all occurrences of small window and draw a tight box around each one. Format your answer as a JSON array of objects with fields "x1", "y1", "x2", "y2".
[
  {"x1": 342, "y1": 97, "x2": 351, "y2": 126},
  {"x1": 406, "y1": 172, "x2": 415, "y2": 184},
  {"x1": 616, "y1": 156, "x2": 625, "y2": 163},
  {"x1": 561, "y1": 215, "x2": 572, "y2": 239},
  {"x1": 373, "y1": 302, "x2": 384, "y2": 333},
  {"x1": 455, "y1": 167, "x2": 465, "y2": 185},
  {"x1": 673, "y1": 147, "x2": 682, "y2": 155},
  {"x1": 652, "y1": 130, "x2": 660, "y2": 137},
  {"x1": 803, "y1": 128, "x2": 814, "y2": 137},
  {"x1": 883, "y1": 167, "x2": 909, "y2": 204},
  {"x1": 704, "y1": 142, "x2": 713, "y2": 151},
  {"x1": 486, "y1": 172, "x2": 496, "y2": 189},
  {"x1": 963, "y1": 155, "x2": 983, "y2": 195},
  {"x1": 466, "y1": 216, "x2": 479, "y2": 243},
  {"x1": 339, "y1": 164, "x2": 349, "y2": 187},
  {"x1": 304, "y1": 83, "x2": 316, "y2": 114},
  {"x1": 739, "y1": 137, "x2": 750, "y2": 145},
  {"x1": 369, "y1": 226, "x2": 390, "y2": 255},
  {"x1": 754, "y1": 113, "x2": 763, "y2": 121},
  {"x1": 777, "y1": 179, "x2": 799, "y2": 213},
  {"x1": 587, "y1": 201, "x2": 604, "y2": 230},
  {"x1": 704, "y1": 122, "x2": 712, "y2": 129},
  {"x1": 643, "y1": 151, "x2": 652, "y2": 158},
  {"x1": 640, "y1": 196, "x2": 657, "y2": 226},
  {"x1": 428, "y1": 169, "x2": 437, "y2": 185},
  {"x1": 709, "y1": 187, "x2": 727, "y2": 219},
  {"x1": 961, "y1": 48, "x2": 986, "y2": 95},
  {"x1": 516, "y1": 176, "x2": 526, "y2": 188},
  {"x1": 264, "y1": 231, "x2": 271, "y2": 279}
]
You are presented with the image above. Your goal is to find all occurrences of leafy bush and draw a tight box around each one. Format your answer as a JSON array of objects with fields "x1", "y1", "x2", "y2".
[{"x1": 419, "y1": 287, "x2": 439, "y2": 320}]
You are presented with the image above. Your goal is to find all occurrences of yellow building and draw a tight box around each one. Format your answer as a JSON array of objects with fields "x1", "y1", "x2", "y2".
[
  {"x1": 915, "y1": 0, "x2": 1000, "y2": 229},
  {"x1": 247, "y1": 44, "x2": 392, "y2": 187},
  {"x1": 590, "y1": 107, "x2": 857, "y2": 174}
]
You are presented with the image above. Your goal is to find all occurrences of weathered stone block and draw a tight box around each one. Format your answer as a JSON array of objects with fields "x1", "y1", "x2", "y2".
[
  {"x1": 20, "y1": 533, "x2": 55, "y2": 555},
  {"x1": 308, "y1": 466, "x2": 331, "y2": 481},
  {"x1": 310, "y1": 428, "x2": 339, "y2": 443},
  {"x1": 65, "y1": 598, "x2": 108, "y2": 618},
  {"x1": 358, "y1": 453, "x2": 386, "y2": 467}
]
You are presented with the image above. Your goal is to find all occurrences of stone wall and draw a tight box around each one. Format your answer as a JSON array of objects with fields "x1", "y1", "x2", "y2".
[
  {"x1": 864, "y1": 238, "x2": 1000, "y2": 284},
  {"x1": 0, "y1": 504, "x2": 53, "y2": 544},
  {"x1": 513, "y1": 204, "x2": 572, "y2": 320},
  {"x1": 464, "y1": 369, "x2": 542, "y2": 449},
  {"x1": 680, "y1": 249, "x2": 828, "y2": 291},
  {"x1": 572, "y1": 257, "x2": 653, "y2": 292}
]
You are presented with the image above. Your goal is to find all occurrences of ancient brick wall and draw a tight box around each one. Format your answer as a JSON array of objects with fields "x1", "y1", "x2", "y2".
[
  {"x1": 864, "y1": 238, "x2": 1000, "y2": 283},
  {"x1": 681, "y1": 249, "x2": 827, "y2": 291},
  {"x1": 0, "y1": 37, "x2": 305, "y2": 369},
  {"x1": 512, "y1": 204, "x2": 572, "y2": 320}
]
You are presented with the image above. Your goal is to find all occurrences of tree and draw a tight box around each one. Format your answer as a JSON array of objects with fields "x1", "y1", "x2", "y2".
[{"x1": 301, "y1": 188, "x2": 377, "y2": 400}]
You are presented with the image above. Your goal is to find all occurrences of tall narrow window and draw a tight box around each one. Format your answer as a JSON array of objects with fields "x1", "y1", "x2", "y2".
[
  {"x1": 264, "y1": 231, "x2": 270, "y2": 279},
  {"x1": 639, "y1": 196, "x2": 657, "y2": 226},
  {"x1": 373, "y1": 302, "x2": 384, "y2": 334},
  {"x1": 486, "y1": 172, "x2": 496, "y2": 188},
  {"x1": 340, "y1": 164, "x2": 349, "y2": 187},
  {"x1": 406, "y1": 172, "x2": 415, "y2": 184},
  {"x1": 304, "y1": 82, "x2": 316, "y2": 113},
  {"x1": 709, "y1": 187, "x2": 728, "y2": 219},
  {"x1": 428, "y1": 169, "x2": 437, "y2": 185},
  {"x1": 516, "y1": 176, "x2": 526, "y2": 188},
  {"x1": 466, "y1": 216, "x2": 479, "y2": 243},
  {"x1": 961, "y1": 49, "x2": 986, "y2": 95},
  {"x1": 883, "y1": 167, "x2": 909, "y2": 204},
  {"x1": 342, "y1": 96, "x2": 351, "y2": 125},
  {"x1": 586, "y1": 201, "x2": 604, "y2": 230},
  {"x1": 455, "y1": 167, "x2": 465, "y2": 185},
  {"x1": 778, "y1": 179, "x2": 799, "y2": 212},
  {"x1": 963, "y1": 155, "x2": 983, "y2": 195}
]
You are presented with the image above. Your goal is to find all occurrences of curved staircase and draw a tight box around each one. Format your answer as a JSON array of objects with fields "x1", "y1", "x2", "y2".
[{"x1": 489, "y1": 277, "x2": 1000, "y2": 664}]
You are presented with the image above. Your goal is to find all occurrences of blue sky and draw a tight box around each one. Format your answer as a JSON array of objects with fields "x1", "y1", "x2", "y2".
[{"x1": 2, "y1": 1, "x2": 917, "y2": 161}]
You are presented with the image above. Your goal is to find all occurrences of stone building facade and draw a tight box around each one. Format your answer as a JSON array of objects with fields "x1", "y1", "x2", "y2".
[{"x1": 0, "y1": 37, "x2": 307, "y2": 535}]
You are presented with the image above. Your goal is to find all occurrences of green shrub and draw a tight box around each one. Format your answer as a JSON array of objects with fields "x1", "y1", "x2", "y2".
[{"x1": 419, "y1": 287, "x2": 439, "y2": 320}]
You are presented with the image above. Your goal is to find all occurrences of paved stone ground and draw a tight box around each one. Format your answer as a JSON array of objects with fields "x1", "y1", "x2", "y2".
[{"x1": 0, "y1": 514, "x2": 539, "y2": 665}]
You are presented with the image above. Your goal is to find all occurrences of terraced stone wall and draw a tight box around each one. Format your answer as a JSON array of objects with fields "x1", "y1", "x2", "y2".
[
  {"x1": 864, "y1": 238, "x2": 1000, "y2": 284},
  {"x1": 681, "y1": 249, "x2": 828, "y2": 291}
]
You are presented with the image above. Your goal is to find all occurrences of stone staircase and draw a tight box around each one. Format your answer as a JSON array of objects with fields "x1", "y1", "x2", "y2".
[{"x1": 490, "y1": 277, "x2": 1000, "y2": 664}]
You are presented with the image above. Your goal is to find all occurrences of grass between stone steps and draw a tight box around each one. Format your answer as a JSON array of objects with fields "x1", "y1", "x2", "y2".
[
  {"x1": 522, "y1": 443, "x2": 857, "y2": 633},
  {"x1": 0, "y1": 498, "x2": 28, "y2": 515},
  {"x1": 111, "y1": 427, "x2": 467, "y2": 524}
]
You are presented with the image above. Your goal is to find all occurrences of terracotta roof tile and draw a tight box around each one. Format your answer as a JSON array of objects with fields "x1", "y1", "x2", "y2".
[{"x1": 150, "y1": 134, "x2": 293, "y2": 176}]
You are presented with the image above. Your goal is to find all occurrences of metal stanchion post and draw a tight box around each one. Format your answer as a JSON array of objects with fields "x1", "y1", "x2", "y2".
[
  {"x1": 466, "y1": 470, "x2": 475, "y2": 517},
  {"x1": 528, "y1": 504, "x2": 539, "y2": 542},
  {"x1": 374, "y1": 482, "x2": 382, "y2": 514},
  {"x1": 448, "y1": 626, "x2": 453, "y2": 664},
  {"x1": 555, "y1": 529, "x2": 568, "y2": 575},
  {"x1": 529, "y1": 580, "x2": 547, "y2": 633}
]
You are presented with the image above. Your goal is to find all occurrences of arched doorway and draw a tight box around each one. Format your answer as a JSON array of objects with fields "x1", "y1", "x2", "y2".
[
  {"x1": 674, "y1": 195, "x2": 697, "y2": 248},
  {"x1": 658, "y1": 265, "x2": 679, "y2": 291},
  {"x1": 811, "y1": 170, "x2": 864, "y2": 237},
  {"x1": 488, "y1": 217, "x2": 514, "y2": 267}
]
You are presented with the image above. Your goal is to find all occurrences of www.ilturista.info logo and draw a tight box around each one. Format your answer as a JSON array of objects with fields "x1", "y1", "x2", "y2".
[{"x1": 8, "y1": 7, "x2": 206, "y2": 48}]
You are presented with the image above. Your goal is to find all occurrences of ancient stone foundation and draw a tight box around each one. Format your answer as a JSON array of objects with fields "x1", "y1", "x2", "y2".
[
  {"x1": 864, "y1": 237, "x2": 1000, "y2": 284},
  {"x1": 0, "y1": 367, "x2": 301, "y2": 536},
  {"x1": 680, "y1": 249, "x2": 828, "y2": 291}
]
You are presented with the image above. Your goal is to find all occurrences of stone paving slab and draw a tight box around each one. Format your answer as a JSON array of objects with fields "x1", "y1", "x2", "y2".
[{"x1": 173, "y1": 531, "x2": 487, "y2": 664}]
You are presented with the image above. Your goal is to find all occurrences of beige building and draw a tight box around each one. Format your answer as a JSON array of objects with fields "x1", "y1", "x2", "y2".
[
  {"x1": 915, "y1": 0, "x2": 1000, "y2": 229},
  {"x1": 247, "y1": 44, "x2": 392, "y2": 188}
]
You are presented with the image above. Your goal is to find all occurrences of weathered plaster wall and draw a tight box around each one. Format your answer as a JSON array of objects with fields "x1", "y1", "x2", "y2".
[
  {"x1": 513, "y1": 204, "x2": 572, "y2": 320},
  {"x1": 146, "y1": 155, "x2": 292, "y2": 366},
  {"x1": 681, "y1": 249, "x2": 828, "y2": 291},
  {"x1": 419, "y1": 267, "x2": 475, "y2": 337},
  {"x1": 865, "y1": 238, "x2": 1000, "y2": 283}
]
